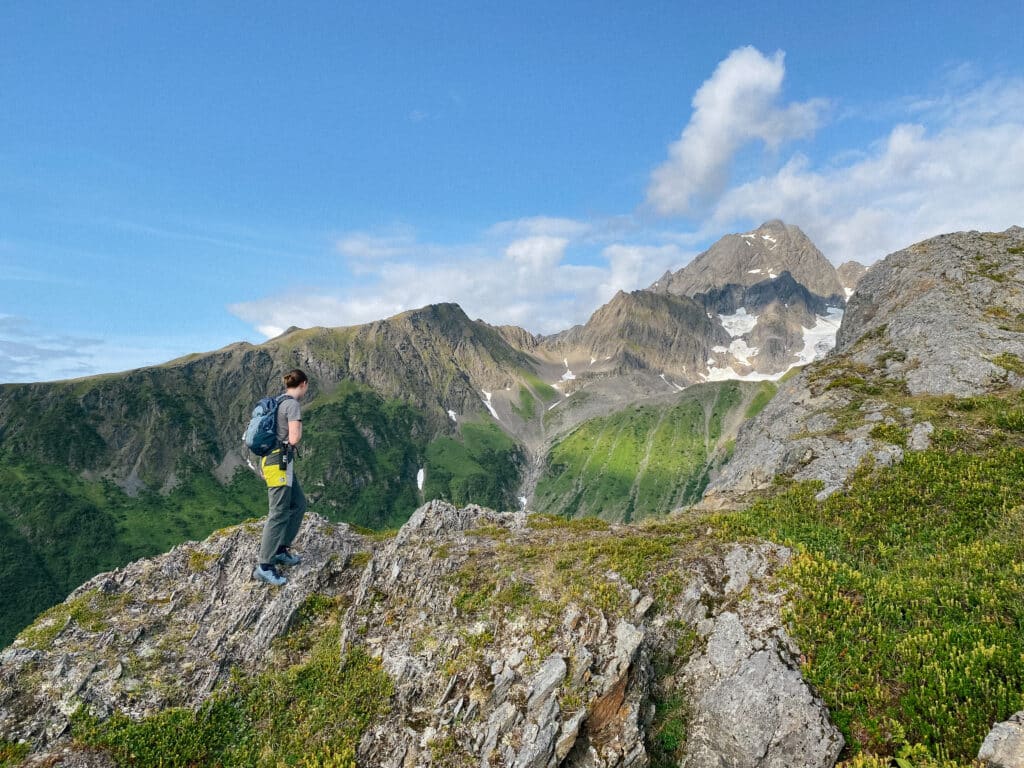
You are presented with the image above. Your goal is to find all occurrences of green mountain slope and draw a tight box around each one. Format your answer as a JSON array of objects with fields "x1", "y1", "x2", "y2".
[
  {"x1": 0, "y1": 304, "x2": 541, "y2": 647},
  {"x1": 533, "y1": 381, "x2": 776, "y2": 522}
]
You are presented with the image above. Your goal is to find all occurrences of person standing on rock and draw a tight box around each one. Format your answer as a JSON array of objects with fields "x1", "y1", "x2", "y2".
[{"x1": 253, "y1": 369, "x2": 309, "y2": 586}]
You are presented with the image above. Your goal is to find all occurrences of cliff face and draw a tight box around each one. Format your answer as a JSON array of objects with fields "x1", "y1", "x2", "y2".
[{"x1": 1, "y1": 501, "x2": 842, "y2": 767}]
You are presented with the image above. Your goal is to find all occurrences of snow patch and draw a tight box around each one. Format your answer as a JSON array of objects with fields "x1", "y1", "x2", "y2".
[
  {"x1": 718, "y1": 307, "x2": 758, "y2": 337},
  {"x1": 417, "y1": 468, "x2": 425, "y2": 491},
  {"x1": 701, "y1": 307, "x2": 844, "y2": 383},
  {"x1": 761, "y1": 234, "x2": 777, "y2": 244},
  {"x1": 519, "y1": 496, "x2": 528, "y2": 509},
  {"x1": 561, "y1": 358, "x2": 576, "y2": 381},
  {"x1": 728, "y1": 338, "x2": 758, "y2": 365},
  {"x1": 447, "y1": 409, "x2": 458, "y2": 422},
  {"x1": 747, "y1": 269, "x2": 763, "y2": 274},
  {"x1": 590, "y1": 356, "x2": 596, "y2": 366},
  {"x1": 845, "y1": 287, "x2": 854, "y2": 299},
  {"x1": 712, "y1": 345, "x2": 728, "y2": 353},
  {"x1": 481, "y1": 391, "x2": 500, "y2": 421},
  {"x1": 768, "y1": 271, "x2": 778, "y2": 279},
  {"x1": 660, "y1": 373, "x2": 685, "y2": 392},
  {"x1": 794, "y1": 307, "x2": 844, "y2": 367}
]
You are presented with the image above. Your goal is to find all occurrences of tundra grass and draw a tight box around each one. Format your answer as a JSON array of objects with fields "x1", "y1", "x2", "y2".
[{"x1": 714, "y1": 389, "x2": 1024, "y2": 763}]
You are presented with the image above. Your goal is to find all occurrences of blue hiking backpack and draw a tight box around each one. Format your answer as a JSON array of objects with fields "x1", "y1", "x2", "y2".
[{"x1": 242, "y1": 394, "x2": 291, "y2": 456}]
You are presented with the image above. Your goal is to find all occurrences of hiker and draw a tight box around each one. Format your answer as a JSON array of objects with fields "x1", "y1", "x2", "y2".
[{"x1": 253, "y1": 368, "x2": 309, "y2": 586}]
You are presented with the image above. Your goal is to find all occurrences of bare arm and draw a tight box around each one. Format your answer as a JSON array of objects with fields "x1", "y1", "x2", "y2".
[{"x1": 288, "y1": 420, "x2": 302, "y2": 446}]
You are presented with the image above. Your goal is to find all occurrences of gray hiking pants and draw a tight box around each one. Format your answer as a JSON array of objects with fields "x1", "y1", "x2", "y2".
[{"x1": 259, "y1": 475, "x2": 307, "y2": 564}]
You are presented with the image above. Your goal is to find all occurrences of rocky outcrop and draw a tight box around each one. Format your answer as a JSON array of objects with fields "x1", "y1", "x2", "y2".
[
  {"x1": 836, "y1": 227, "x2": 1024, "y2": 396},
  {"x1": 704, "y1": 226, "x2": 1024, "y2": 503},
  {"x1": 677, "y1": 545, "x2": 844, "y2": 767},
  {"x1": 836, "y1": 261, "x2": 868, "y2": 298},
  {"x1": 538, "y1": 289, "x2": 728, "y2": 382},
  {"x1": 2, "y1": 502, "x2": 842, "y2": 768},
  {"x1": 652, "y1": 220, "x2": 845, "y2": 304},
  {"x1": 703, "y1": 371, "x2": 908, "y2": 502},
  {"x1": 0, "y1": 513, "x2": 360, "y2": 750}
]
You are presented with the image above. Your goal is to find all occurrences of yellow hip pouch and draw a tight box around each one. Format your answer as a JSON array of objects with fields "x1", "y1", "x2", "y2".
[{"x1": 262, "y1": 450, "x2": 290, "y2": 488}]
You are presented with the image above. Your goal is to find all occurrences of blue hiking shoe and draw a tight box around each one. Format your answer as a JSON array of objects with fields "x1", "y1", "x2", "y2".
[
  {"x1": 253, "y1": 563, "x2": 287, "y2": 586},
  {"x1": 272, "y1": 547, "x2": 302, "y2": 566}
]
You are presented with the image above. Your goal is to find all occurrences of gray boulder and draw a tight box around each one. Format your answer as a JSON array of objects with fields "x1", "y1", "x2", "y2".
[{"x1": 979, "y1": 711, "x2": 1024, "y2": 767}]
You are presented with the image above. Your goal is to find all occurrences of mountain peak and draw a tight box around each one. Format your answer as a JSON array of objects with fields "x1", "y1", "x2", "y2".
[{"x1": 653, "y1": 220, "x2": 844, "y2": 301}]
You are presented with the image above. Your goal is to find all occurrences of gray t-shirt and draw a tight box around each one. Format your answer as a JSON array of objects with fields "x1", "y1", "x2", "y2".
[{"x1": 275, "y1": 396, "x2": 302, "y2": 444}]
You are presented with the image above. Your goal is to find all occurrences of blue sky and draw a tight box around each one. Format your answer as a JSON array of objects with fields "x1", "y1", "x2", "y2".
[{"x1": 2, "y1": 1, "x2": 1022, "y2": 382}]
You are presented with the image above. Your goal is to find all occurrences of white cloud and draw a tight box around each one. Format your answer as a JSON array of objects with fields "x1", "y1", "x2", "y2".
[
  {"x1": 647, "y1": 46, "x2": 827, "y2": 215},
  {"x1": 709, "y1": 77, "x2": 1024, "y2": 264},
  {"x1": 598, "y1": 244, "x2": 685, "y2": 302},
  {"x1": 335, "y1": 229, "x2": 418, "y2": 261},
  {"x1": 488, "y1": 216, "x2": 591, "y2": 239},
  {"x1": 506, "y1": 236, "x2": 567, "y2": 273},
  {"x1": 230, "y1": 227, "x2": 686, "y2": 338}
]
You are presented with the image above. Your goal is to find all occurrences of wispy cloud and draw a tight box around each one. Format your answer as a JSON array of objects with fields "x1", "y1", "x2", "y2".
[
  {"x1": 706, "y1": 76, "x2": 1024, "y2": 264},
  {"x1": 0, "y1": 315, "x2": 101, "y2": 382},
  {"x1": 647, "y1": 46, "x2": 828, "y2": 216}
]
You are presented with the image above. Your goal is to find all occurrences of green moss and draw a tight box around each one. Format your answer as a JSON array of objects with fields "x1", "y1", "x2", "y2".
[
  {"x1": 187, "y1": 549, "x2": 217, "y2": 573},
  {"x1": 647, "y1": 691, "x2": 688, "y2": 767},
  {"x1": 869, "y1": 422, "x2": 909, "y2": 447},
  {"x1": 16, "y1": 589, "x2": 128, "y2": 651},
  {"x1": 348, "y1": 551, "x2": 372, "y2": 570}
]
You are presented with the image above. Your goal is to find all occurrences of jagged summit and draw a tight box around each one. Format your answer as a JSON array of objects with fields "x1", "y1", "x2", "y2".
[{"x1": 652, "y1": 220, "x2": 845, "y2": 302}]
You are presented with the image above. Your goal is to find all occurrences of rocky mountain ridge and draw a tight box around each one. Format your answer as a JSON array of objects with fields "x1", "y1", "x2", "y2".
[{"x1": 0, "y1": 501, "x2": 843, "y2": 767}]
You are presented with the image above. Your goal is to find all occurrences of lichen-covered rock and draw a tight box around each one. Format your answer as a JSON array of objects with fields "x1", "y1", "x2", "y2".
[
  {"x1": 837, "y1": 227, "x2": 1024, "y2": 397},
  {"x1": 979, "y1": 711, "x2": 1024, "y2": 768},
  {"x1": 675, "y1": 544, "x2": 843, "y2": 768}
]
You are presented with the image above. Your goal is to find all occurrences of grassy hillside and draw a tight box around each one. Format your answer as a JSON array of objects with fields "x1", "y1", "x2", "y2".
[
  {"x1": 423, "y1": 421, "x2": 524, "y2": 511},
  {"x1": 0, "y1": 461, "x2": 265, "y2": 649},
  {"x1": 533, "y1": 381, "x2": 775, "y2": 522},
  {"x1": 713, "y1": 365, "x2": 1024, "y2": 764},
  {"x1": 0, "y1": 380, "x2": 526, "y2": 648}
]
